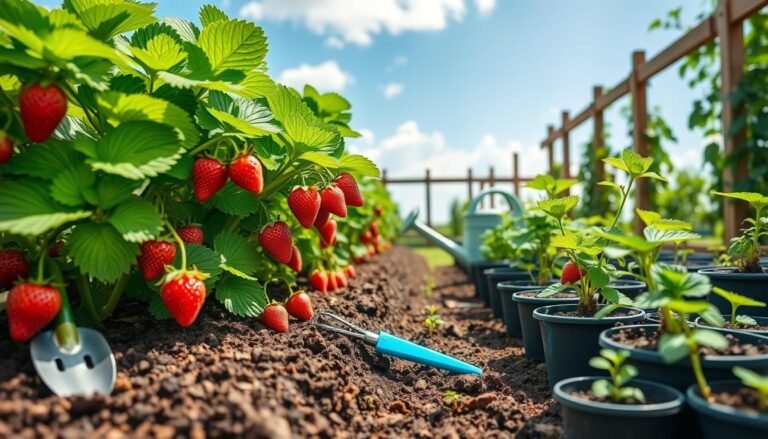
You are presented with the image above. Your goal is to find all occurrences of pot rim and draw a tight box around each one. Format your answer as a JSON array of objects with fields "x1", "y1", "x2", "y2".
[
  {"x1": 483, "y1": 266, "x2": 534, "y2": 276},
  {"x1": 687, "y1": 381, "x2": 768, "y2": 429},
  {"x1": 555, "y1": 377, "x2": 685, "y2": 417},
  {"x1": 533, "y1": 304, "x2": 646, "y2": 325},
  {"x1": 511, "y1": 290, "x2": 578, "y2": 303},
  {"x1": 698, "y1": 266, "x2": 768, "y2": 278},
  {"x1": 693, "y1": 315, "x2": 768, "y2": 334},
  {"x1": 497, "y1": 279, "x2": 557, "y2": 290},
  {"x1": 599, "y1": 324, "x2": 768, "y2": 366}
]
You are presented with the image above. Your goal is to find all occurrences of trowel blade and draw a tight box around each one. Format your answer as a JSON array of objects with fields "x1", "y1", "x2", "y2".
[{"x1": 30, "y1": 327, "x2": 116, "y2": 397}]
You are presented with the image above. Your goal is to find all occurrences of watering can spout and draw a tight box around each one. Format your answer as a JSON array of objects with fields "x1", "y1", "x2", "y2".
[{"x1": 401, "y1": 209, "x2": 471, "y2": 268}]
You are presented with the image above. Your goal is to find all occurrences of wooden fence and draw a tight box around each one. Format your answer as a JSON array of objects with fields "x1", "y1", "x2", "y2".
[
  {"x1": 381, "y1": 152, "x2": 531, "y2": 227},
  {"x1": 540, "y1": 0, "x2": 767, "y2": 240}
]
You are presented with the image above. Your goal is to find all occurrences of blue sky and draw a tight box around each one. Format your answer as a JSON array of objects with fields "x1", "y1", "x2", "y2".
[{"x1": 36, "y1": 0, "x2": 713, "y2": 223}]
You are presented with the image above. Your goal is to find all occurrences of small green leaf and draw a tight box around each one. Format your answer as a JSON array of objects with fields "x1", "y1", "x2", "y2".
[
  {"x1": 51, "y1": 164, "x2": 95, "y2": 207},
  {"x1": 199, "y1": 19, "x2": 267, "y2": 72},
  {"x1": 692, "y1": 329, "x2": 728, "y2": 350},
  {"x1": 340, "y1": 154, "x2": 380, "y2": 178},
  {"x1": 215, "y1": 275, "x2": 267, "y2": 317},
  {"x1": 589, "y1": 357, "x2": 612, "y2": 371},
  {"x1": 591, "y1": 380, "x2": 613, "y2": 398},
  {"x1": 733, "y1": 367, "x2": 768, "y2": 392},
  {"x1": 711, "y1": 191, "x2": 768, "y2": 211},
  {"x1": 588, "y1": 266, "x2": 610, "y2": 289},
  {"x1": 171, "y1": 244, "x2": 222, "y2": 288},
  {"x1": 107, "y1": 199, "x2": 163, "y2": 243},
  {"x1": 538, "y1": 196, "x2": 579, "y2": 219},
  {"x1": 658, "y1": 333, "x2": 689, "y2": 363},
  {"x1": 699, "y1": 304, "x2": 726, "y2": 327},
  {"x1": 712, "y1": 287, "x2": 767, "y2": 308},
  {"x1": 200, "y1": 4, "x2": 228, "y2": 27},
  {"x1": 735, "y1": 315, "x2": 758, "y2": 327},
  {"x1": 213, "y1": 232, "x2": 259, "y2": 275},
  {"x1": 131, "y1": 33, "x2": 186, "y2": 71},
  {"x1": 638, "y1": 171, "x2": 668, "y2": 182},
  {"x1": 68, "y1": 222, "x2": 140, "y2": 282}
]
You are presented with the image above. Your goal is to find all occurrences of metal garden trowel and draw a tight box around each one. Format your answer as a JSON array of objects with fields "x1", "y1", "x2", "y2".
[{"x1": 30, "y1": 266, "x2": 116, "y2": 397}]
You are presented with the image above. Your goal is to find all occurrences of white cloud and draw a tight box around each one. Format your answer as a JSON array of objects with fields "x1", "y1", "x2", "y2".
[
  {"x1": 474, "y1": 0, "x2": 496, "y2": 15},
  {"x1": 382, "y1": 83, "x2": 404, "y2": 98},
  {"x1": 277, "y1": 61, "x2": 353, "y2": 92},
  {"x1": 239, "y1": 0, "x2": 496, "y2": 46},
  {"x1": 325, "y1": 36, "x2": 345, "y2": 49},
  {"x1": 387, "y1": 55, "x2": 409, "y2": 72}
]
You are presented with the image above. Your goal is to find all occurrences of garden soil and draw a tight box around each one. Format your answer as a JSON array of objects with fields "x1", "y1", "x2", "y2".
[{"x1": 0, "y1": 246, "x2": 563, "y2": 438}]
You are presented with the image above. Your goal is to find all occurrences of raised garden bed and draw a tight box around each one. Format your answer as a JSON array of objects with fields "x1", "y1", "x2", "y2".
[{"x1": 0, "y1": 247, "x2": 563, "y2": 438}]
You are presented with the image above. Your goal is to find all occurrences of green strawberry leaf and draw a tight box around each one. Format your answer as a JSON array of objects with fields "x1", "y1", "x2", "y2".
[
  {"x1": 206, "y1": 182, "x2": 262, "y2": 216},
  {"x1": 51, "y1": 164, "x2": 96, "y2": 207},
  {"x1": 215, "y1": 275, "x2": 267, "y2": 317},
  {"x1": 82, "y1": 121, "x2": 184, "y2": 180},
  {"x1": 131, "y1": 33, "x2": 186, "y2": 71},
  {"x1": 340, "y1": 154, "x2": 380, "y2": 178},
  {"x1": 213, "y1": 232, "x2": 259, "y2": 275},
  {"x1": 0, "y1": 179, "x2": 92, "y2": 236},
  {"x1": 95, "y1": 175, "x2": 140, "y2": 209},
  {"x1": 64, "y1": 0, "x2": 157, "y2": 40},
  {"x1": 68, "y1": 222, "x2": 140, "y2": 282},
  {"x1": 107, "y1": 198, "x2": 163, "y2": 243},
  {"x1": 4, "y1": 140, "x2": 82, "y2": 180},
  {"x1": 199, "y1": 4, "x2": 228, "y2": 27},
  {"x1": 198, "y1": 18, "x2": 267, "y2": 72},
  {"x1": 149, "y1": 293, "x2": 171, "y2": 319}
]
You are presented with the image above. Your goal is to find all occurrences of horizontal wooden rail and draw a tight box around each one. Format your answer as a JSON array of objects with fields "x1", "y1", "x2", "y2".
[{"x1": 381, "y1": 177, "x2": 531, "y2": 184}]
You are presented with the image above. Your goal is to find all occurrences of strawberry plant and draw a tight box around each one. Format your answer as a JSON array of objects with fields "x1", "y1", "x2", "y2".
[
  {"x1": 710, "y1": 191, "x2": 767, "y2": 273},
  {"x1": 588, "y1": 349, "x2": 645, "y2": 404},
  {"x1": 0, "y1": 0, "x2": 388, "y2": 340}
]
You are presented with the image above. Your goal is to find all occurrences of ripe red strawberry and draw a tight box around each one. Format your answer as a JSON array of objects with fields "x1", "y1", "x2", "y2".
[
  {"x1": 138, "y1": 240, "x2": 177, "y2": 281},
  {"x1": 229, "y1": 154, "x2": 263, "y2": 194},
  {"x1": 178, "y1": 225, "x2": 204, "y2": 245},
  {"x1": 314, "y1": 207, "x2": 330, "y2": 228},
  {"x1": 309, "y1": 270, "x2": 328, "y2": 293},
  {"x1": 0, "y1": 134, "x2": 13, "y2": 163},
  {"x1": 344, "y1": 265, "x2": 356, "y2": 279},
  {"x1": 320, "y1": 185, "x2": 347, "y2": 217},
  {"x1": 335, "y1": 271, "x2": 348, "y2": 288},
  {"x1": 0, "y1": 249, "x2": 30, "y2": 290},
  {"x1": 7, "y1": 282, "x2": 61, "y2": 342},
  {"x1": 334, "y1": 172, "x2": 364, "y2": 207},
  {"x1": 19, "y1": 83, "x2": 67, "y2": 143},
  {"x1": 375, "y1": 205, "x2": 383, "y2": 217},
  {"x1": 366, "y1": 245, "x2": 376, "y2": 258},
  {"x1": 360, "y1": 230, "x2": 372, "y2": 244},
  {"x1": 161, "y1": 270, "x2": 208, "y2": 327},
  {"x1": 261, "y1": 303, "x2": 289, "y2": 332},
  {"x1": 193, "y1": 157, "x2": 228, "y2": 202},
  {"x1": 561, "y1": 261, "x2": 585, "y2": 284},
  {"x1": 353, "y1": 256, "x2": 365, "y2": 265},
  {"x1": 285, "y1": 292, "x2": 313, "y2": 321},
  {"x1": 259, "y1": 221, "x2": 292, "y2": 264},
  {"x1": 287, "y1": 244, "x2": 302, "y2": 273},
  {"x1": 370, "y1": 222, "x2": 380, "y2": 237},
  {"x1": 327, "y1": 271, "x2": 338, "y2": 291},
  {"x1": 319, "y1": 219, "x2": 337, "y2": 248},
  {"x1": 288, "y1": 186, "x2": 321, "y2": 228}
]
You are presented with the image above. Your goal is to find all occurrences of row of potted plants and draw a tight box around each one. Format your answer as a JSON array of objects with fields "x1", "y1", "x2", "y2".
[{"x1": 476, "y1": 149, "x2": 768, "y2": 437}]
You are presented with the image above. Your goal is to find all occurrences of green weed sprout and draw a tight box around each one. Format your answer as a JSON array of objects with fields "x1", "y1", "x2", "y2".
[
  {"x1": 733, "y1": 367, "x2": 768, "y2": 411},
  {"x1": 711, "y1": 191, "x2": 768, "y2": 273},
  {"x1": 589, "y1": 349, "x2": 645, "y2": 404},
  {"x1": 423, "y1": 274, "x2": 436, "y2": 298},
  {"x1": 424, "y1": 305, "x2": 443, "y2": 336},
  {"x1": 443, "y1": 390, "x2": 462, "y2": 411}
]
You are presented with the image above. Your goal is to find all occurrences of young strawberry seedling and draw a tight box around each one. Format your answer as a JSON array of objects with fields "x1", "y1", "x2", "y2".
[
  {"x1": 710, "y1": 191, "x2": 768, "y2": 273},
  {"x1": 588, "y1": 349, "x2": 645, "y2": 404},
  {"x1": 732, "y1": 367, "x2": 768, "y2": 411}
]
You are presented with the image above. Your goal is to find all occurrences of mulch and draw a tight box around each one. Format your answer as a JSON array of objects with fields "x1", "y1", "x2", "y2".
[{"x1": 0, "y1": 246, "x2": 563, "y2": 438}]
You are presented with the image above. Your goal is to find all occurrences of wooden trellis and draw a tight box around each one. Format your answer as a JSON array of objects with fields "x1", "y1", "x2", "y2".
[{"x1": 541, "y1": 0, "x2": 765, "y2": 241}]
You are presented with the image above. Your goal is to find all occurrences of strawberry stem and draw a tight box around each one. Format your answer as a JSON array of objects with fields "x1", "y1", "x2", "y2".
[
  {"x1": 76, "y1": 273, "x2": 101, "y2": 325},
  {"x1": 99, "y1": 273, "x2": 129, "y2": 321},
  {"x1": 166, "y1": 221, "x2": 187, "y2": 271}
]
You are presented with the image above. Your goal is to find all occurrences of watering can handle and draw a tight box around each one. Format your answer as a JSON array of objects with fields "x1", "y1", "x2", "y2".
[{"x1": 467, "y1": 189, "x2": 524, "y2": 217}]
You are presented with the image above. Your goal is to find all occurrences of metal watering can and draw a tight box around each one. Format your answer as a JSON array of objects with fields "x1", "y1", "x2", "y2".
[{"x1": 400, "y1": 189, "x2": 524, "y2": 270}]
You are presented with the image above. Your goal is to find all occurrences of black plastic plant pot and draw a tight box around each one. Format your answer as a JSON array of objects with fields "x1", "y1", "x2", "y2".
[
  {"x1": 599, "y1": 324, "x2": 768, "y2": 392},
  {"x1": 699, "y1": 267, "x2": 768, "y2": 317},
  {"x1": 470, "y1": 260, "x2": 508, "y2": 303},
  {"x1": 554, "y1": 377, "x2": 685, "y2": 439},
  {"x1": 498, "y1": 279, "x2": 557, "y2": 339},
  {"x1": 607, "y1": 280, "x2": 647, "y2": 299},
  {"x1": 512, "y1": 290, "x2": 577, "y2": 361},
  {"x1": 687, "y1": 381, "x2": 768, "y2": 438},
  {"x1": 484, "y1": 267, "x2": 536, "y2": 319},
  {"x1": 694, "y1": 315, "x2": 768, "y2": 336},
  {"x1": 534, "y1": 304, "x2": 646, "y2": 388}
]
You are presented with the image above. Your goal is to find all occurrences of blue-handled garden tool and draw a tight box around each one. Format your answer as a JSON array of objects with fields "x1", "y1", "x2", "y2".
[{"x1": 311, "y1": 311, "x2": 482, "y2": 375}]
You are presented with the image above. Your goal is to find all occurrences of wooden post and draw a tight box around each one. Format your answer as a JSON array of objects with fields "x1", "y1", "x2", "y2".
[
  {"x1": 489, "y1": 166, "x2": 495, "y2": 208},
  {"x1": 425, "y1": 168, "x2": 432, "y2": 227},
  {"x1": 593, "y1": 86, "x2": 605, "y2": 184},
  {"x1": 561, "y1": 111, "x2": 571, "y2": 195},
  {"x1": 467, "y1": 168, "x2": 474, "y2": 201},
  {"x1": 479, "y1": 179, "x2": 485, "y2": 208},
  {"x1": 382, "y1": 169, "x2": 388, "y2": 186},
  {"x1": 546, "y1": 125, "x2": 555, "y2": 174},
  {"x1": 513, "y1": 152, "x2": 520, "y2": 196},
  {"x1": 630, "y1": 50, "x2": 649, "y2": 234},
  {"x1": 717, "y1": 0, "x2": 748, "y2": 243}
]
